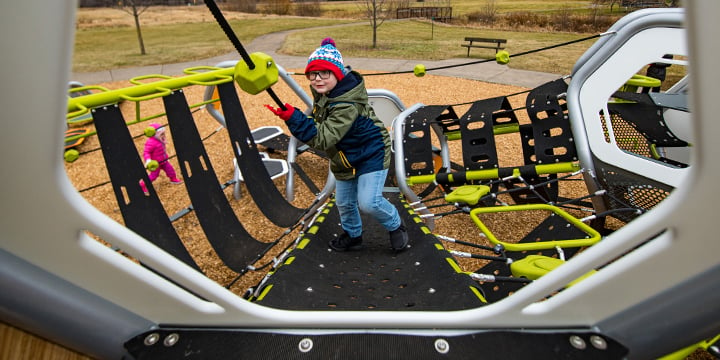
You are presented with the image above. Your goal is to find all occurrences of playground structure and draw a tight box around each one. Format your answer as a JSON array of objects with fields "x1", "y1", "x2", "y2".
[{"x1": 1, "y1": 2, "x2": 719, "y2": 360}]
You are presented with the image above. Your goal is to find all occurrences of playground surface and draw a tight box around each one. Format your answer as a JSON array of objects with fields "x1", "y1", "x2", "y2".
[{"x1": 65, "y1": 63, "x2": 548, "y2": 293}]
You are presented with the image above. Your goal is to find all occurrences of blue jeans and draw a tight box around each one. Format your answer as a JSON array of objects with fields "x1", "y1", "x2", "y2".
[{"x1": 335, "y1": 168, "x2": 401, "y2": 238}]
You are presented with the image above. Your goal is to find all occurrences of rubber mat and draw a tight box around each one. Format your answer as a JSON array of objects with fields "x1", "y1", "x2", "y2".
[
  {"x1": 255, "y1": 193, "x2": 486, "y2": 311},
  {"x1": 93, "y1": 105, "x2": 201, "y2": 271},
  {"x1": 163, "y1": 90, "x2": 268, "y2": 273},
  {"x1": 218, "y1": 82, "x2": 306, "y2": 227}
]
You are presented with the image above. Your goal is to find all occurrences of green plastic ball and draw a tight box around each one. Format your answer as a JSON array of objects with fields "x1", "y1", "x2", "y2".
[
  {"x1": 146, "y1": 160, "x2": 159, "y2": 171},
  {"x1": 144, "y1": 126, "x2": 156, "y2": 137},
  {"x1": 414, "y1": 64, "x2": 426, "y2": 77},
  {"x1": 496, "y1": 50, "x2": 510, "y2": 65},
  {"x1": 64, "y1": 149, "x2": 80, "y2": 163}
]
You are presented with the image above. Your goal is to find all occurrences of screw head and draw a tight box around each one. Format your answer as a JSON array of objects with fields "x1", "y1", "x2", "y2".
[
  {"x1": 298, "y1": 338, "x2": 313, "y2": 353},
  {"x1": 143, "y1": 333, "x2": 159, "y2": 346},
  {"x1": 569, "y1": 335, "x2": 586, "y2": 350},
  {"x1": 163, "y1": 333, "x2": 179, "y2": 347},
  {"x1": 590, "y1": 335, "x2": 607, "y2": 350},
  {"x1": 434, "y1": 339, "x2": 450, "y2": 354}
]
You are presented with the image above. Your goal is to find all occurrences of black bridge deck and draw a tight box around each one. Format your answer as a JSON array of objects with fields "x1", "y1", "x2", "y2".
[{"x1": 254, "y1": 193, "x2": 486, "y2": 311}]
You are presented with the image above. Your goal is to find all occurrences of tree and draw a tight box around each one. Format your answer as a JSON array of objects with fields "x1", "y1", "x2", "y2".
[
  {"x1": 116, "y1": 0, "x2": 151, "y2": 55},
  {"x1": 360, "y1": 0, "x2": 396, "y2": 49},
  {"x1": 590, "y1": 0, "x2": 621, "y2": 13}
]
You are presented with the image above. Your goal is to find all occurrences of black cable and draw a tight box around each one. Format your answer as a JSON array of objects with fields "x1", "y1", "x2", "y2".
[
  {"x1": 439, "y1": 235, "x2": 501, "y2": 253},
  {"x1": 509, "y1": 34, "x2": 602, "y2": 58},
  {"x1": 77, "y1": 180, "x2": 112, "y2": 193},
  {"x1": 593, "y1": 208, "x2": 644, "y2": 219},
  {"x1": 204, "y1": 0, "x2": 253, "y2": 69},
  {"x1": 77, "y1": 119, "x2": 223, "y2": 193},
  {"x1": 224, "y1": 216, "x2": 312, "y2": 289},
  {"x1": 442, "y1": 88, "x2": 533, "y2": 107},
  {"x1": 358, "y1": 34, "x2": 602, "y2": 78},
  {"x1": 204, "y1": 0, "x2": 286, "y2": 110},
  {"x1": 472, "y1": 274, "x2": 533, "y2": 284}
]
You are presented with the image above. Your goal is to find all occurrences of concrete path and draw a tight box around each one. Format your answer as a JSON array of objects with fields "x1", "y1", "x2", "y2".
[{"x1": 70, "y1": 29, "x2": 559, "y2": 88}]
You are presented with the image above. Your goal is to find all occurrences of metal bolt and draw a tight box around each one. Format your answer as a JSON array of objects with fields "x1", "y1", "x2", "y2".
[
  {"x1": 414, "y1": 262, "x2": 421, "y2": 266},
  {"x1": 590, "y1": 335, "x2": 607, "y2": 350},
  {"x1": 163, "y1": 333, "x2": 179, "y2": 347},
  {"x1": 306, "y1": 287, "x2": 313, "y2": 292},
  {"x1": 298, "y1": 338, "x2": 313, "y2": 353},
  {"x1": 428, "y1": 288, "x2": 436, "y2": 294},
  {"x1": 144, "y1": 333, "x2": 159, "y2": 346},
  {"x1": 569, "y1": 335, "x2": 586, "y2": 350},
  {"x1": 434, "y1": 339, "x2": 450, "y2": 354}
]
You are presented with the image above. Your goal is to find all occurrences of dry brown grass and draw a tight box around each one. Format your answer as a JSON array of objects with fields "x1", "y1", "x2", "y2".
[{"x1": 75, "y1": 6, "x2": 255, "y2": 29}]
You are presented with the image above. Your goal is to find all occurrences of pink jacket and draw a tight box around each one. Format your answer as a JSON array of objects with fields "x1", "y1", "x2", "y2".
[{"x1": 143, "y1": 136, "x2": 168, "y2": 163}]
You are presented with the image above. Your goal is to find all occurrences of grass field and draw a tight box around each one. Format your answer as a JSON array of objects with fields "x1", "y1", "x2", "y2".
[
  {"x1": 72, "y1": 1, "x2": 626, "y2": 74},
  {"x1": 73, "y1": 2, "x2": 685, "y2": 84}
]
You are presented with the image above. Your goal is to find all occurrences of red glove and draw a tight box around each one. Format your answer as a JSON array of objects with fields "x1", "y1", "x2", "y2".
[{"x1": 264, "y1": 103, "x2": 295, "y2": 121}]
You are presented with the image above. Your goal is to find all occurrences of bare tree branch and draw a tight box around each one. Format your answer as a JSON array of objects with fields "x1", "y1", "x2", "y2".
[
  {"x1": 359, "y1": 0, "x2": 397, "y2": 48},
  {"x1": 115, "y1": 0, "x2": 152, "y2": 55}
]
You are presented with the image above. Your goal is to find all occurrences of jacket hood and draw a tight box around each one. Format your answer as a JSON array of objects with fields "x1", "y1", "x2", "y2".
[{"x1": 311, "y1": 70, "x2": 367, "y2": 105}]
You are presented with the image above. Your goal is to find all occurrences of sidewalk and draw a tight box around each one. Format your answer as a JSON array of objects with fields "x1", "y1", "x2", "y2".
[{"x1": 70, "y1": 30, "x2": 558, "y2": 88}]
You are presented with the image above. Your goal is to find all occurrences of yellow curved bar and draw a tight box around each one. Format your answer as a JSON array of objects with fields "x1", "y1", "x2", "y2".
[
  {"x1": 129, "y1": 74, "x2": 173, "y2": 85},
  {"x1": 119, "y1": 87, "x2": 172, "y2": 102},
  {"x1": 67, "y1": 66, "x2": 236, "y2": 114},
  {"x1": 469, "y1": 203, "x2": 601, "y2": 251},
  {"x1": 624, "y1": 73, "x2": 661, "y2": 88}
]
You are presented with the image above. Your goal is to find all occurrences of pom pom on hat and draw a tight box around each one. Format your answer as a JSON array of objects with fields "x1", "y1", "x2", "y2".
[
  {"x1": 321, "y1": 37, "x2": 336, "y2": 47},
  {"x1": 305, "y1": 38, "x2": 345, "y2": 81},
  {"x1": 148, "y1": 123, "x2": 165, "y2": 139}
]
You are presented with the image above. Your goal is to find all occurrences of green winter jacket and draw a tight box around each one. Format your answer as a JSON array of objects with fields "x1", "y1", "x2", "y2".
[{"x1": 285, "y1": 70, "x2": 392, "y2": 180}]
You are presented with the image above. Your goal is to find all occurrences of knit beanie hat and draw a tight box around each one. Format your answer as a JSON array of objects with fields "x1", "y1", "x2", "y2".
[
  {"x1": 150, "y1": 123, "x2": 165, "y2": 140},
  {"x1": 305, "y1": 38, "x2": 345, "y2": 81}
]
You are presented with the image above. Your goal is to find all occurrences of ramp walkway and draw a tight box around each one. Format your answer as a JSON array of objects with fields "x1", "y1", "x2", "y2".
[{"x1": 253, "y1": 195, "x2": 486, "y2": 311}]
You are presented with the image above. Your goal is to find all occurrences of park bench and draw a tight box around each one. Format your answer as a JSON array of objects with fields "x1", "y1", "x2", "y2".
[{"x1": 461, "y1": 37, "x2": 507, "y2": 57}]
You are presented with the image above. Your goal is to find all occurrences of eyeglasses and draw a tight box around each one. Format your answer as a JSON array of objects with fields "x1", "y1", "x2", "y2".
[{"x1": 306, "y1": 70, "x2": 332, "y2": 81}]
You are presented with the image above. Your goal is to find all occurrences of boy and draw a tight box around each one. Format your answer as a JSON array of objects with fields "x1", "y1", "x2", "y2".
[{"x1": 266, "y1": 38, "x2": 408, "y2": 252}]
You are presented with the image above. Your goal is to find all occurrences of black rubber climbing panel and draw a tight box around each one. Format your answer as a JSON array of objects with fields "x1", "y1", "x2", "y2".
[
  {"x1": 217, "y1": 82, "x2": 306, "y2": 227},
  {"x1": 526, "y1": 79, "x2": 578, "y2": 164},
  {"x1": 163, "y1": 90, "x2": 268, "y2": 273},
  {"x1": 458, "y1": 97, "x2": 502, "y2": 171},
  {"x1": 255, "y1": 193, "x2": 486, "y2": 310},
  {"x1": 403, "y1": 106, "x2": 450, "y2": 177},
  {"x1": 93, "y1": 105, "x2": 201, "y2": 271}
]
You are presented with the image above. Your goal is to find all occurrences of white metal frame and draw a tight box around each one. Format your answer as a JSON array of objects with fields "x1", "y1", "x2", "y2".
[{"x1": 0, "y1": 3, "x2": 718, "y2": 359}]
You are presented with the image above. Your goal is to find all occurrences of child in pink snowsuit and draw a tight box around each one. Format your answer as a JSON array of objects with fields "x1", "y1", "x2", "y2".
[{"x1": 139, "y1": 123, "x2": 182, "y2": 194}]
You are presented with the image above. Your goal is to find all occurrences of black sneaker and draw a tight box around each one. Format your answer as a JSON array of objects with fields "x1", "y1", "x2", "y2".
[
  {"x1": 329, "y1": 232, "x2": 363, "y2": 251},
  {"x1": 389, "y1": 224, "x2": 409, "y2": 251}
]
